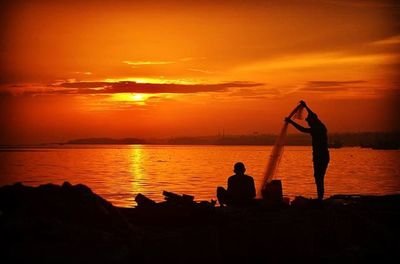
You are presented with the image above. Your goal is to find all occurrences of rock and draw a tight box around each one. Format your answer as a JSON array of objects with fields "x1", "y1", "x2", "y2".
[
  {"x1": 135, "y1": 193, "x2": 157, "y2": 208},
  {"x1": 0, "y1": 182, "x2": 140, "y2": 264}
]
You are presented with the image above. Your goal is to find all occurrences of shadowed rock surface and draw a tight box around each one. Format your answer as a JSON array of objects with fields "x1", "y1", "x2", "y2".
[{"x1": 1, "y1": 182, "x2": 399, "y2": 263}]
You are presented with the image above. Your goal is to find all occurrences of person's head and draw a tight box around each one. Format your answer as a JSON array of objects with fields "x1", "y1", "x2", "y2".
[
  {"x1": 305, "y1": 112, "x2": 319, "y2": 127},
  {"x1": 234, "y1": 162, "x2": 246, "y2": 175}
]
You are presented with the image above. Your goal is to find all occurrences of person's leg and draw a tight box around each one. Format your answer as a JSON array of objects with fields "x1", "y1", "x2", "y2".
[
  {"x1": 315, "y1": 176, "x2": 324, "y2": 200},
  {"x1": 313, "y1": 161, "x2": 324, "y2": 200},
  {"x1": 313, "y1": 158, "x2": 329, "y2": 200}
]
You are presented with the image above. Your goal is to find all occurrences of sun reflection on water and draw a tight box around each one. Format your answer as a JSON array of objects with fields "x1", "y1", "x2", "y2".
[{"x1": 129, "y1": 145, "x2": 146, "y2": 195}]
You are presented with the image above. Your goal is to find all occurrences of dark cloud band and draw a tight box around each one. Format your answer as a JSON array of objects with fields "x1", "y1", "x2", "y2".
[{"x1": 51, "y1": 81, "x2": 264, "y2": 94}]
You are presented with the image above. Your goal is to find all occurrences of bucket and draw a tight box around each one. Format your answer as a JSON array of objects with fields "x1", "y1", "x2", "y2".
[{"x1": 262, "y1": 180, "x2": 283, "y2": 202}]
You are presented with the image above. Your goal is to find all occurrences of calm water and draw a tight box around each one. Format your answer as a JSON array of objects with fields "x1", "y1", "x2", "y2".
[{"x1": 0, "y1": 145, "x2": 399, "y2": 207}]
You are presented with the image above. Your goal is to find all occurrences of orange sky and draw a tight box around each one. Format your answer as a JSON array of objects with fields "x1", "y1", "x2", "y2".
[{"x1": 1, "y1": 0, "x2": 399, "y2": 145}]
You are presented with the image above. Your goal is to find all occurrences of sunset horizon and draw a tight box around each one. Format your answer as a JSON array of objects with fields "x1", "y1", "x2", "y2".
[{"x1": 1, "y1": 0, "x2": 399, "y2": 145}]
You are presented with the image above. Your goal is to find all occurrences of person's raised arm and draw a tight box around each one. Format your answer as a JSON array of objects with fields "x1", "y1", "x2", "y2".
[
  {"x1": 285, "y1": 117, "x2": 311, "y2": 133},
  {"x1": 300, "y1": 100, "x2": 315, "y2": 116}
]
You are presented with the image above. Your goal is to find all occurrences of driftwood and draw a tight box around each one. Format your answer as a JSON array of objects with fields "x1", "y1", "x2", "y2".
[
  {"x1": 134, "y1": 191, "x2": 197, "y2": 208},
  {"x1": 163, "y1": 191, "x2": 194, "y2": 204}
]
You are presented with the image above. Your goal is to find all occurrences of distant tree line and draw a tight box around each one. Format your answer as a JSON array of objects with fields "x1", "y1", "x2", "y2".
[
  {"x1": 166, "y1": 132, "x2": 399, "y2": 149},
  {"x1": 66, "y1": 132, "x2": 399, "y2": 149}
]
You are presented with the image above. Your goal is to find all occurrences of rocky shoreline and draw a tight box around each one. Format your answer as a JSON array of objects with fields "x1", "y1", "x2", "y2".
[{"x1": 1, "y1": 182, "x2": 399, "y2": 263}]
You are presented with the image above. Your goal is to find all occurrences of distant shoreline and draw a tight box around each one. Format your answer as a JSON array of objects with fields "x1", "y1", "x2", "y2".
[
  {"x1": 0, "y1": 132, "x2": 398, "y2": 149},
  {"x1": 50, "y1": 131, "x2": 400, "y2": 150},
  {"x1": 0, "y1": 131, "x2": 399, "y2": 150}
]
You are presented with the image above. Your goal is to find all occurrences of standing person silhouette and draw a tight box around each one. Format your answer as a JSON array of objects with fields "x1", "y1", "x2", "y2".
[
  {"x1": 217, "y1": 162, "x2": 256, "y2": 206},
  {"x1": 285, "y1": 100, "x2": 329, "y2": 200}
]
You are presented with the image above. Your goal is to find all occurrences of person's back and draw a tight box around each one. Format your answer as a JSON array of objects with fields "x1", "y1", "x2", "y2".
[
  {"x1": 310, "y1": 119, "x2": 329, "y2": 157},
  {"x1": 227, "y1": 174, "x2": 255, "y2": 202},
  {"x1": 217, "y1": 162, "x2": 256, "y2": 206}
]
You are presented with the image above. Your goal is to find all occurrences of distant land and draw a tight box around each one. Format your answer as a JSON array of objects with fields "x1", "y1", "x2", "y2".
[
  {"x1": 64, "y1": 132, "x2": 400, "y2": 150},
  {"x1": 67, "y1": 138, "x2": 145, "y2": 145}
]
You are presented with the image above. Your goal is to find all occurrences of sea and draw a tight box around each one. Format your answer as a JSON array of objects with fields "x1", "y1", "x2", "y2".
[{"x1": 1, "y1": 145, "x2": 399, "y2": 207}]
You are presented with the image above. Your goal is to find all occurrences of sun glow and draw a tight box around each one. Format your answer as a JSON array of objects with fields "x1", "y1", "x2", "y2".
[
  {"x1": 104, "y1": 77, "x2": 197, "y2": 85},
  {"x1": 132, "y1": 93, "x2": 145, "y2": 101},
  {"x1": 110, "y1": 93, "x2": 150, "y2": 105}
]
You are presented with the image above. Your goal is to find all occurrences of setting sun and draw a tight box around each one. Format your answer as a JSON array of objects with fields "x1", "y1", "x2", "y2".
[
  {"x1": 132, "y1": 94, "x2": 144, "y2": 102},
  {"x1": 109, "y1": 93, "x2": 151, "y2": 105}
]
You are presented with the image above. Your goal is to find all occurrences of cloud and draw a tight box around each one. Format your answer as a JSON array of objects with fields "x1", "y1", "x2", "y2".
[
  {"x1": 307, "y1": 80, "x2": 366, "y2": 87},
  {"x1": 123, "y1": 61, "x2": 176, "y2": 67},
  {"x1": 322, "y1": 0, "x2": 400, "y2": 8},
  {"x1": 228, "y1": 87, "x2": 279, "y2": 98},
  {"x1": 54, "y1": 82, "x2": 109, "y2": 88},
  {"x1": 235, "y1": 52, "x2": 399, "y2": 72},
  {"x1": 122, "y1": 57, "x2": 205, "y2": 68},
  {"x1": 302, "y1": 80, "x2": 366, "y2": 92},
  {"x1": 46, "y1": 81, "x2": 264, "y2": 95},
  {"x1": 187, "y1": 68, "x2": 216, "y2": 74},
  {"x1": 370, "y1": 35, "x2": 400, "y2": 46},
  {"x1": 73, "y1": 71, "x2": 93, "y2": 75},
  {"x1": 179, "y1": 57, "x2": 205, "y2": 62}
]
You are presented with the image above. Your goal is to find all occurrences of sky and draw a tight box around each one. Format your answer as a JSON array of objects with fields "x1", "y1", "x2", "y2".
[{"x1": 0, "y1": 0, "x2": 399, "y2": 145}]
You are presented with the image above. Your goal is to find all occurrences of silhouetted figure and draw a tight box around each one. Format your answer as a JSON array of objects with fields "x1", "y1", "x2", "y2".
[
  {"x1": 285, "y1": 100, "x2": 329, "y2": 200},
  {"x1": 217, "y1": 162, "x2": 256, "y2": 206}
]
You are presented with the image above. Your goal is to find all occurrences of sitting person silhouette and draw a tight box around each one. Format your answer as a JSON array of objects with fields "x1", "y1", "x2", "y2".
[
  {"x1": 285, "y1": 100, "x2": 330, "y2": 200},
  {"x1": 217, "y1": 162, "x2": 256, "y2": 206}
]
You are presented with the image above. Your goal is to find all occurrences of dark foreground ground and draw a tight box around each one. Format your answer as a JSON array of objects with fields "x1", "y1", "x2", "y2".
[{"x1": 0, "y1": 182, "x2": 399, "y2": 263}]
